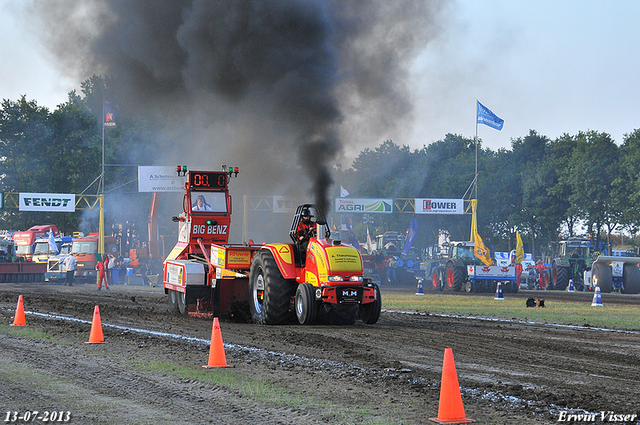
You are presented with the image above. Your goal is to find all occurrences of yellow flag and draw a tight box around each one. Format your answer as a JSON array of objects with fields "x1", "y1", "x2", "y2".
[
  {"x1": 474, "y1": 231, "x2": 492, "y2": 266},
  {"x1": 516, "y1": 231, "x2": 525, "y2": 264}
]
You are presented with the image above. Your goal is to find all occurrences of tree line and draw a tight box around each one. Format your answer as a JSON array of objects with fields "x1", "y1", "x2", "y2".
[
  {"x1": 340, "y1": 130, "x2": 640, "y2": 257},
  {"x1": 2, "y1": 76, "x2": 640, "y2": 257},
  {"x1": 0, "y1": 76, "x2": 153, "y2": 237}
]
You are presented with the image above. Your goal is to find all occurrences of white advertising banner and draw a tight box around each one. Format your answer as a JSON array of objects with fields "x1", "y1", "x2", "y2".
[
  {"x1": 415, "y1": 198, "x2": 464, "y2": 215},
  {"x1": 19, "y1": 193, "x2": 75, "y2": 212},
  {"x1": 138, "y1": 166, "x2": 187, "y2": 192},
  {"x1": 334, "y1": 198, "x2": 393, "y2": 213},
  {"x1": 273, "y1": 196, "x2": 295, "y2": 213}
]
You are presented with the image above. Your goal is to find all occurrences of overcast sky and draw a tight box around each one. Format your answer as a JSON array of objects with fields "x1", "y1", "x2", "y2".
[{"x1": 1, "y1": 0, "x2": 639, "y2": 153}]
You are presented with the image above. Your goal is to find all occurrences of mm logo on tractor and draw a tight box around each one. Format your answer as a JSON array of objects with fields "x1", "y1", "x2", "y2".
[{"x1": 342, "y1": 289, "x2": 358, "y2": 297}]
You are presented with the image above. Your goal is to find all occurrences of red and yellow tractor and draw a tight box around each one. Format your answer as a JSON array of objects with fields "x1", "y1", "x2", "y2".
[{"x1": 249, "y1": 204, "x2": 381, "y2": 325}]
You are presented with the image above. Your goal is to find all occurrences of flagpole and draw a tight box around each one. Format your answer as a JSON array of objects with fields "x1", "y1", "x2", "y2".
[
  {"x1": 98, "y1": 87, "x2": 105, "y2": 269},
  {"x1": 100, "y1": 87, "x2": 104, "y2": 194},
  {"x1": 475, "y1": 100, "x2": 478, "y2": 200}
]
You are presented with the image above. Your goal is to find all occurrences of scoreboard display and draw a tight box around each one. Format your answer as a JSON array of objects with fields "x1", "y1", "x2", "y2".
[{"x1": 189, "y1": 171, "x2": 227, "y2": 190}]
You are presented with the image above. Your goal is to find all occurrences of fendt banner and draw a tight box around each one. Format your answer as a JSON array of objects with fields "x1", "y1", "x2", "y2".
[
  {"x1": 273, "y1": 196, "x2": 295, "y2": 214},
  {"x1": 138, "y1": 166, "x2": 187, "y2": 192},
  {"x1": 415, "y1": 198, "x2": 464, "y2": 214},
  {"x1": 335, "y1": 198, "x2": 393, "y2": 213},
  {"x1": 19, "y1": 193, "x2": 75, "y2": 212}
]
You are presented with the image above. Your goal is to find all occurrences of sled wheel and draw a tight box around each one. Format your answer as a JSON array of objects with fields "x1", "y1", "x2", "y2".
[
  {"x1": 168, "y1": 289, "x2": 179, "y2": 313},
  {"x1": 176, "y1": 289, "x2": 187, "y2": 315}
]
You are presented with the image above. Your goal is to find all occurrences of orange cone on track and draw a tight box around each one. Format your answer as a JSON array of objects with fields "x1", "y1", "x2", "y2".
[
  {"x1": 203, "y1": 317, "x2": 231, "y2": 368},
  {"x1": 11, "y1": 295, "x2": 26, "y2": 326},
  {"x1": 429, "y1": 348, "x2": 475, "y2": 424},
  {"x1": 85, "y1": 305, "x2": 105, "y2": 344}
]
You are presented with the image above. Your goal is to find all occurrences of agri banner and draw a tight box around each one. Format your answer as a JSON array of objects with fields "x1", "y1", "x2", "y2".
[
  {"x1": 334, "y1": 198, "x2": 393, "y2": 214},
  {"x1": 138, "y1": 166, "x2": 187, "y2": 192},
  {"x1": 415, "y1": 198, "x2": 464, "y2": 215},
  {"x1": 19, "y1": 193, "x2": 75, "y2": 212}
]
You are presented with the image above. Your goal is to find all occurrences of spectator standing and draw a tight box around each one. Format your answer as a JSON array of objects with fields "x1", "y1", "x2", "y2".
[
  {"x1": 386, "y1": 256, "x2": 398, "y2": 285},
  {"x1": 62, "y1": 255, "x2": 77, "y2": 286},
  {"x1": 107, "y1": 254, "x2": 115, "y2": 285}
]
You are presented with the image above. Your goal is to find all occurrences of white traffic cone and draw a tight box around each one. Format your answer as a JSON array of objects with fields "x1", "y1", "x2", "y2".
[
  {"x1": 591, "y1": 286, "x2": 603, "y2": 306},
  {"x1": 415, "y1": 279, "x2": 424, "y2": 295},
  {"x1": 567, "y1": 279, "x2": 575, "y2": 292},
  {"x1": 494, "y1": 281, "x2": 504, "y2": 300}
]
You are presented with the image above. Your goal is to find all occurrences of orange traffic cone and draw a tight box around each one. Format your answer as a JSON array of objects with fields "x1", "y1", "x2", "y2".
[
  {"x1": 203, "y1": 317, "x2": 231, "y2": 368},
  {"x1": 429, "y1": 348, "x2": 475, "y2": 424},
  {"x1": 11, "y1": 295, "x2": 26, "y2": 326},
  {"x1": 85, "y1": 305, "x2": 105, "y2": 344}
]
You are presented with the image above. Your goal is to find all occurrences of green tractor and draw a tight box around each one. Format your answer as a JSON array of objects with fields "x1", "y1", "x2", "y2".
[
  {"x1": 545, "y1": 237, "x2": 592, "y2": 291},
  {"x1": 430, "y1": 241, "x2": 480, "y2": 292}
]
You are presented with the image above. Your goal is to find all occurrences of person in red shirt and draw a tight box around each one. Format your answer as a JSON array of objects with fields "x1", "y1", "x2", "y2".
[
  {"x1": 97, "y1": 257, "x2": 109, "y2": 291},
  {"x1": 536, "y1": 260, "x2": 547, "y2": 289}
]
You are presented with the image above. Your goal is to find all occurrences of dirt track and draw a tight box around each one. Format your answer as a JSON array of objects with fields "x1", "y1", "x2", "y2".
[{"x1": 1, "y1": 281, "x2": 639, "y2": 424}]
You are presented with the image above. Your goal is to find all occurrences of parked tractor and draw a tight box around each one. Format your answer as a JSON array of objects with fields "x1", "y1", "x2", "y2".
[
  {"x1": 429, "y1": 240, "x2": 476, "y2": 292},
  {"x1": 584, "y1": 255, "x2": 640, "y2": 294},
  {"x1": 544, "y1": 237, "x2": 592, "y2": 291},
  {"x1": 426, "y1": 239, "x2": 518, "y2": 293}
]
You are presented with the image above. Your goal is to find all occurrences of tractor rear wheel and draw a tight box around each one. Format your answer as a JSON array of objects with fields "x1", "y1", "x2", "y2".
[
  {"x1": 359, "y1": 283, "x2": 382, "y2": 324},
  {"x1": 544, "y1": 268, "x2": 553, "y2": 290},
  {"x1": 249, "y1": 250, "x2": 295, "y2": 325},
  {"x1": 553, "y1": 264, "x2": 569, "y2": 290},
  {"x1": 622, "y1": 264, "x2": 640, "y2": 294},
  {"x1": 295, "y1": 283, "x2": 318, "y2": 325},
  {"x1": 592, "y1": 263, "x2": 613, "y2": 293},
  {"x1": 446, "y1": 265, "x2": 465, "y2": 292}
]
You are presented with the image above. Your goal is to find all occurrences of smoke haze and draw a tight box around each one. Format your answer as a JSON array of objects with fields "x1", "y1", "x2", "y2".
[{"x1": 31, "y1": 0, "x2": 447, "y2": 215}]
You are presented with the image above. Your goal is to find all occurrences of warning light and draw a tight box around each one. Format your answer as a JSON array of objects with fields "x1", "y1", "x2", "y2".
[
  {"x1": 221, "y1": 164, "x2": 238, "y2": 178},
  {"x1": 206, "y1": 220, "x2": 212, "y2": 225},
  {"x1": 176, "y1": 165, "x2": 187, "y2": 176}
]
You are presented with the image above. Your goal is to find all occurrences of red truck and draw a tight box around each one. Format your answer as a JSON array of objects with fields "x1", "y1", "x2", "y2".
[
  {"x1": 12, "y1": 225, "x2": 60, "y2": 261},
  {"x1": 71, "y1": 233, "x2": 119, "y2": 281}
]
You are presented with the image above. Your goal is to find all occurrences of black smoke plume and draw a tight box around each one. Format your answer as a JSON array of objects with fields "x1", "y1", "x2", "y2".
[{"x1": 32, "y1": 0, "x2": 446, "y2": 214}]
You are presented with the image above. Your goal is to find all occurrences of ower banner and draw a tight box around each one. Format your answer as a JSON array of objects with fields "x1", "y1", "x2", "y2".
[
  {"x1": 138, "y1": 166, "x2": 187, "y2": 192},
  {"x1": 19, "y1": 193, "x2": 75, "y2": 212},
  {"x1": 415, "y1": 198, "x2": 463, "y2": 215}
]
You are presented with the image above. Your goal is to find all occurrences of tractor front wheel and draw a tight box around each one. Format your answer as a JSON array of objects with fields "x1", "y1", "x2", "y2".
[
  {"x1": 295, "y1": 283, "x2": 318, "y2": 325},
  {"x1": 359, "y1": 283, "x2": 382, "y2": 324}
]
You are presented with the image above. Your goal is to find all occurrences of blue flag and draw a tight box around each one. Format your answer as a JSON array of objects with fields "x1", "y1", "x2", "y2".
[
  {"x1": 401, "y1": 217, "x2": 419, "y2": 257},
  {"x1": 477, "y1": 101, "x2": 504, "y2": 131}
]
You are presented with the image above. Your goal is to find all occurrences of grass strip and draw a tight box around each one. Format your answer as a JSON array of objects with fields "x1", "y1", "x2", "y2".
[{"x1": 382, "y1": 293, "x2": 640, "y2": 330}]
